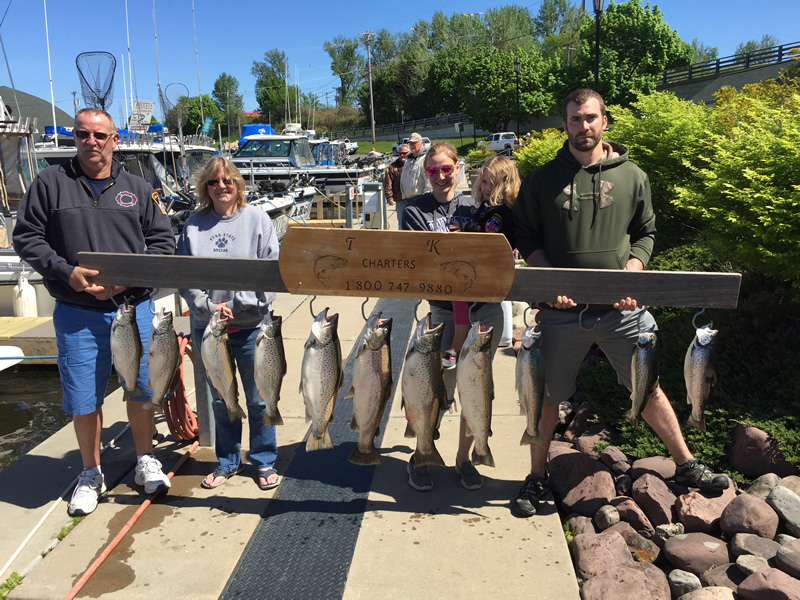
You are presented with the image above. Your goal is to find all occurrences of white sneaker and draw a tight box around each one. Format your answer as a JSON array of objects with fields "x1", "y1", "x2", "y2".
[
  {"x1": 134, "y1": 455, "x2": 171, "y2": 495},
  {"x1": 68, "y1": 470, "x2": 106, "y2": 517}
]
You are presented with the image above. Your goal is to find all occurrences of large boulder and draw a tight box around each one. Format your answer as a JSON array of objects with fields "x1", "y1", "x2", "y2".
[
  {"x1": 631, "y1": 472, "x2": 678, "y2": 526},
  {"x1": 676, "y1": 485, "x2": 737, "y2": 533},
  {"x1": 580, "y1": 562, "x2": 669, "y2": 600},
  {"x1": 600, "y1": 445, "x2": 631, "y2": 475},
  {"x1": 610, "y1": 496, "x2": 655, "y2": 535},
  {"x1": 720, "y1": 493, "x2": 780, "y2": 539},
  {"x1": 699, "y1": 563, "x2": 747, "y2": 590},
  {"x1": 729, "y1": 425, "x2": 799, "y2": 479},
  {"x1": 766, "y1": 485, "x2": 800, "y2": 537},
  {"x1": 548, "y1": 448, "x2": 616, "y2": 516},
  {"x1": 737, "y1": 567, "x2": 800, "y2": 600},
  {"x1": 668, "y1": 568, "x2": 701, "y2": 598},
  {"x1": 746, "y1": 473, "x2": 781, "y2": 500},
  {"x1": 565, "y1": 513, "x2": 596, "y2": 537},
  {"x1": 780, "y1": 475, "x2": 800, "y2": 497},
  {"x1": 677, "y1": 588, "x2": 736, "y2": 600},
  {"x1": 605, "y1": 521, "x2": 660, "y2": 563},
  {"x1": 775, "y1": 538, "x2": 800, "y2": 579},
  {"x1": 731, "y1": 532, "x2": 782, "y2": 561},
  {"x1": 663, "y1": 532, "x2": 731, "y2": 575},
  {"x1": 569, "y1": 530, "x2": 632, "y2": 579},
  {"x1": 629, "y1": 456, "x2": 677, "y2": 481}
]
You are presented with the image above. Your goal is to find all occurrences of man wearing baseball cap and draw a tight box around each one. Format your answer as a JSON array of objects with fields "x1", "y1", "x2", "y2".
[{"x1": 398, "y1": 132, "x2": 431, "y2": 228}]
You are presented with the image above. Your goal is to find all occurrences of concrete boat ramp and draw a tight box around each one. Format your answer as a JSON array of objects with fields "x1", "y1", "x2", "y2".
[{"x1": 0, "y1": 233, "x2": 580, "y2": 600}]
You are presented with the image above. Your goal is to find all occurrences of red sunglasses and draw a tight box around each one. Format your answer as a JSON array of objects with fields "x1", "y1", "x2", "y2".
[{"x1": 425, "y1": 164, "x2": 455, "y2": 176}]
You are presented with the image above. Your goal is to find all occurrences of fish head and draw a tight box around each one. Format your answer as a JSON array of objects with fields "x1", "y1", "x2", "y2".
[
  {"x1": 309, "y1": 307, "x2": 338, "y2": 346},
  {"x1": 412, "y1": 314, "x2": 444, "y2": 355},
  {"x1": 520, "y1": 326, "x2": 542, "y2": 350},
  {"x1": 364, "y1": 312, "x2": 392, "y2": 350},
  {"x1": 113, "y1": 301, "x2": 135, "y2": 325},
  {"x1": 464, "y1": 320, "x2": 493, "y2": 352},
  {"x1": 260, "y1": 310, "x2": 282, "y2": 339},
  {"x1": 152, "y1": 306, "x2": 174, "y2": 333},
  {"x1": 695, "y1": 326, "x2": 718, "y2": 348},
  {"x1": 636, "y1": 331, "x2": 657, "y2": 349}
]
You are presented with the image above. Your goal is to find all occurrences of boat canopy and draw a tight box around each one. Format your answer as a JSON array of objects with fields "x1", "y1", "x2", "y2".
[
  {"x1": 239, "y1": 123, "x2": 276, "y2": 147},
  {"x1": 234, "y1": 136, "x2": 315, "y2": 168}
]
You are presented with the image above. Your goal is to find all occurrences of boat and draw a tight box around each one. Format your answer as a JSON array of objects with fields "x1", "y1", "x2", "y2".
[{"x1": 232, "y1": 134, "x2": 389, "y2": 196}]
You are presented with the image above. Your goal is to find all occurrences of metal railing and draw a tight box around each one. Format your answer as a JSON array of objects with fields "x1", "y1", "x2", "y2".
[
  {"x1": 658, "y1": 41, "x2": 800, "y2": 87},
  {"x1": 329, "y1": 112, "x2": 468, "y2": 141}
]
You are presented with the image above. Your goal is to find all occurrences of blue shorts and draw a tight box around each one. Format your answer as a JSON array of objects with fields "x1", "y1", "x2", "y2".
[
  {"x1": 54, "y1": 301, "x2": 154, "y2": 416},
  {"x1": 536, "y1": 307, "x2": 658, "y2": 404}
]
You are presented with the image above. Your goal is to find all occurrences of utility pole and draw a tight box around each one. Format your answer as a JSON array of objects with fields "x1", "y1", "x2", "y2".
[
  {"x1": 72, "y1": 91, "x2": 80, "y2": 116},
  {"x1": 360, "y1": 30, "x2": 377, "y2": 145}
]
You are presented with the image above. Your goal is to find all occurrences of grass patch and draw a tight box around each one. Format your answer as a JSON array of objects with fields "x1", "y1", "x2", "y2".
[
  {"x1": 56, "y1": 515, "x2": 85, "y2": 542},
  {"x1": 0, "y1": 573, "x2": 22, "y2": 600}
]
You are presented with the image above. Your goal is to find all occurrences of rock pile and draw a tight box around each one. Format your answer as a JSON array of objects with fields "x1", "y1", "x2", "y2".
[{"x1": 548, "y1": 402, "x2": 800, "y2": 600}]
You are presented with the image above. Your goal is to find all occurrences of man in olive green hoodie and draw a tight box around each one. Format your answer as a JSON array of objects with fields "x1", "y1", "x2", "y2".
[{"x1": 510, "y1": 89, "x2": 729, "y2": 518}]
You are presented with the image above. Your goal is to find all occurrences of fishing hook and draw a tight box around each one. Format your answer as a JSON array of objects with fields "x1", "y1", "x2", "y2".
[
  {"x1": 578, "y1": 304, "x2": 600, "y2": 331},
  {"x1": 413, "y1": 299, "x2": 422, "y2": 324},
  {"x1": 107, "y1": 287, "x2": 121, "y2": 308},
  {"x1": 309, "y1": 295, "x2": 317, "y2": 318},
  {"x1": 691, "y1": 307, "x2": 712, "y2": 330},
  {"x1": 361, "y1": 298, "x2": 370, "y2": 322}
]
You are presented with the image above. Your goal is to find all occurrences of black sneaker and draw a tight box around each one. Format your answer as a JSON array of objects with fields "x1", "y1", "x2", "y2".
[
  {"x1": 512, "y1": 474, "x2": 549, "y2": 518},
  {"x1": 674, "y1": 459, "x2": 730, "y2": 492}
]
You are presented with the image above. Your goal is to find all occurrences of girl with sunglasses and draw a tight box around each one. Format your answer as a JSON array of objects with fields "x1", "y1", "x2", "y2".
[
  {"x1": 401, "y1": 142, "x2": 505, "y2": 492},
  {"x1": 444, "y1": 155, "x2": 520, "y2": 368},
  {"x1": 177, "y1": 156, "x2": 282, "y2": 492}
]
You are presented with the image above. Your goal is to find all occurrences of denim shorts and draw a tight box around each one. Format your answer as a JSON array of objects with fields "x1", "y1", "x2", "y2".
[
  {"x1": 54, "y1": 301, "x2": 153, "y2": 416},
  {"x1": 536, "y1": 307, "x2": 657, "y2": 404}
]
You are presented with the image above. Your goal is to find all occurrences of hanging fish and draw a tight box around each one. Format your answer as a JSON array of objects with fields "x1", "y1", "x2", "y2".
[
  {"x1": 629, "y1": 331, "x2": 658, "y2": 427},
  {"x1": 515, "y1": 326, "x2": 545, "y2": 446},
  {"x1": 684, "y1": 325, "x2": 718, "y2": 432},
  {"x1": 110, "y1": 301, "x2": 143, "y2": 402}
]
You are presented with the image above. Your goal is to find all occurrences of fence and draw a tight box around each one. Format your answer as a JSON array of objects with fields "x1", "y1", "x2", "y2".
[
  {"x1": 658, "y1": 41, "x2": 800, "y2": 87},
  {"x1": 329, "y1": 112, "x2": 468, "y2": 142}
]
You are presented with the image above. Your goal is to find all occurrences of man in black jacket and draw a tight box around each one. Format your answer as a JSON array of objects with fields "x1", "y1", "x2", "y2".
[{"x1": 14, "y1": 108, "x2": 176, "y2": 516}]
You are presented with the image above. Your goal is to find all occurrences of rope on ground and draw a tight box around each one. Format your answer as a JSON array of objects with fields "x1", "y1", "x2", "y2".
[
  {"x1": 62, "y1": 439, "x2": 200, "y2": 600},
  {"x1": 163, "y1": 334, "x2": 199, "y2": 441}
]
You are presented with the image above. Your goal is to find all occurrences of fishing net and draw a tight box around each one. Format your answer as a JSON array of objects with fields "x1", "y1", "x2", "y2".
[
  {"x1": 76, "y1": 51, "x2": 116, "y2": 111},
  {"x1": 164, "y1": 82, "x2": 189, "y2": 135}
]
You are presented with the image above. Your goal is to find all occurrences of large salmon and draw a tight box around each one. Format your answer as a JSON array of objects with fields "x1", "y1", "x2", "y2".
[
  {"x1": 684, "y1": 325, "x2": 718, "y2": 432},
  {"x1": 201, "y1": 311, "x2": 246, "y2": 422},
  {"x1": 456, "y1": 320, "x2": 495, "y2": 467},
  {"x1": 515, "y1": 326, "x2": 544, "y2": 446},
  {"x1": 144, "y1": 307, "x2": 181, "y2": 412},
  {"x1": 629, "y1": 331, "x2": 658, "y2": 427},
  {"x1": 110, "y1": 301, "x2": 143, "y2": 402},
  {"x1": 254, "y1": 311, "x2": 287, "y2": 426}
]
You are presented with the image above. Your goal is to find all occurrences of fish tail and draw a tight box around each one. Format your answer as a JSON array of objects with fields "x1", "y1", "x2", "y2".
[
  {"x1": 263, "y1": 409, "x2": 284, "y2": 426},
  {"x1": 414, "y1": 446, "x2": 445, "y2": 468},
  {"x1": 687, "y1": 414, "x2": 707, "y2": 432},
  {"x1": 471, "y1": 445, "x2": 495, "y2": 468},
  {"x1": 347, "y1": 445, "x2": 381, "y2": 466},
  {"x1": 306, "y1": 428, "x2": 334, "y2": 452},
  {"x1": 228, "y1": 405, "x2": 246, "y2": 423},
  {"x1": 520, "y1": 429, "x2": 543, "y2": 447}
]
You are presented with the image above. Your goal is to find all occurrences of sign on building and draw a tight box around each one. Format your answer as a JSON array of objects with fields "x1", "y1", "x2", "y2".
[{"x1": 129, "y1": 101, "x2": 155, "y2": 131}]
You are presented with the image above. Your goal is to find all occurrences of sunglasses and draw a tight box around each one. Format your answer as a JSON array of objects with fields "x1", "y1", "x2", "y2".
[
  {"x1": 398, "y1": 151, "x2": 409, "y2": 156},
  {"x1": 425, "y1": 164, "x2": 455, "y2": 176},
  {"x1": 74, "y1": 129, "x2": 114, "y2": 141},
  {"x1": 207, "y1": 178, "x2": 233, "y2": 187}
]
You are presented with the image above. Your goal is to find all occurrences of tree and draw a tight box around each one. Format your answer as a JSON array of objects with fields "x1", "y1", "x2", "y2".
[
  {"x1": 690, "y1": 38, "x2": 718, "y2": 64},
  {"x1": 565, "y1": 1, "x2": 692, "y2": 107},
  {"x1": 212, "y1": 73, "x2": 242, "y2": 137},
  {"x1": 372, "y1": 29, "x2": 398, "y2": 66},
  {"x1": 485, "y1": 5, "x2": 536, "y2": 50},
  {"x1": 535, "y1": 1, "x2": 583, "y2": 64},
  {"x1": 735, "y1": 34, "x2": 780, "y2": 65},
  {"x1": 323, "y1": 35, "x2": 363, "y2": 107},
  {"x1": 166, "y1": 94, "x2": 221, "y2": 136},
  {"x1": 251, "y1": 49, "x2": 293, "y2": 125}
]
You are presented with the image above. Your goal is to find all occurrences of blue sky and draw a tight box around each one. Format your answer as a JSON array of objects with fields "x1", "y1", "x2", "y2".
[{"x1": 1, "y1": 0, "x2": 797, "y2": 125}]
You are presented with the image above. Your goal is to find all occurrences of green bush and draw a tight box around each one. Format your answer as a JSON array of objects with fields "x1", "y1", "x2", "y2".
[
  {"x1": 514, "y1": 129, "x2": 566, "y2": 179},
  {"x1": 465, "y1": 140, "x2": 494, "y2": 165},
  {"x1": 673, "y1": 78, "x2": 800, "y2": 285}
]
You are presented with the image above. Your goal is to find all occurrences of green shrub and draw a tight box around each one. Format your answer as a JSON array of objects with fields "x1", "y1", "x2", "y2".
[
  {"x1": 514, "y1": 129, "x2": 566, "y2": 179},
  {"x1": 673, "y1": 78, "x2": 800, "y2": 285},
  {"x1": 465, "y1": 140, "x2": 494, "y2": 165}
]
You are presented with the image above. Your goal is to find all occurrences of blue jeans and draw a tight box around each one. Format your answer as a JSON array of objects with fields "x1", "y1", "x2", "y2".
[
  {"x1": 54, "y1": 300, "x2": 153, "y2": 415},
  {"x1": 193, "y1": 325, "x2": 278, "y2": 472}
]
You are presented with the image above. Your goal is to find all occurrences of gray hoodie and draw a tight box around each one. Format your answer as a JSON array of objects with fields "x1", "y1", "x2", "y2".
[{"x1": 176, "y1": 204, "x2": 279, "y2": 329}]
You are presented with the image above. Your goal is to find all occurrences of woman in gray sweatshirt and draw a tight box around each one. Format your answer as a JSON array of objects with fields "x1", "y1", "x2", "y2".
[{"x1": 177, "y1": 156, "x2": 281, "y2": 491}]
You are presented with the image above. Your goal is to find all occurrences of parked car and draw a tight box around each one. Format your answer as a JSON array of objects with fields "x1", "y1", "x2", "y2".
[
  {"x1": 484, "y1": 132, "x2": 518, "y2": 155},
  {"x1": 392, "y1": 136, "x2": 431, "y2": 155},
  {"x1": 338, "y1": 138, "x2": 358, "y2": 154}
]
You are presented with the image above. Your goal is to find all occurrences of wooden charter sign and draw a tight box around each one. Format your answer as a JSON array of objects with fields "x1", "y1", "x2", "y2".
[{"x1": 278, "y1": 228, "x2": 515, "y2": 303}]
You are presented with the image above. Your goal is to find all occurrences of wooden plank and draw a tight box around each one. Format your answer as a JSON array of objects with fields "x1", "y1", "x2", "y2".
[
  {"x1": 278, "y1": 228, "x2": 516, "y2": 303},
  {"x1": 507, "y1": 267, "x2": 741, "y2": 309},
  {"x1": 78, "y1": 253, "x2": 288, "y2": 293}
]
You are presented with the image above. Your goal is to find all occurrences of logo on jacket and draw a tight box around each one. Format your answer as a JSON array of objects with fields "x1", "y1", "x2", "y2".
[
  {"x1": 211, "y1": 233, "x2": 234, "y2": 252},
  {"x1": 485, "y1": 214, "x2": 503, "y2": 233},
  {"x1": 115, "y1": 191, "x2": 138, "y2": 207}
]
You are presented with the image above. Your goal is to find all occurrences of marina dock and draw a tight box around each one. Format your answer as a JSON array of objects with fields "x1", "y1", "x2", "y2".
[{"x1": 0, "y1": 205, "x2": 581, "y2": 600}]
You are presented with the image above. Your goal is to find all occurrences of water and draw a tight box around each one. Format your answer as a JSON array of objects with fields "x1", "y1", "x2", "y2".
[{"x1": 0, "y1": 365, "x2": 120, "y2": 473}]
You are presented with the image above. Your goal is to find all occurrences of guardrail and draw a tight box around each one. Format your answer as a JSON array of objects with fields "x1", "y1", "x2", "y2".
[
  {"x1": 658, "y1": 41, "x2": 800, "y2": 87},
  {"x1": 330, "y1": 112, "x2": 468, "y2": 141}
]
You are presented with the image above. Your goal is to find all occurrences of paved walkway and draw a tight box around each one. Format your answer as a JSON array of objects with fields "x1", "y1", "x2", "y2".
[{"x1": 0, "y1": 202, "x2": 580, "y2": 600}]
